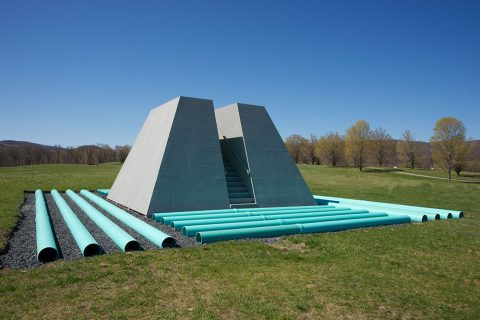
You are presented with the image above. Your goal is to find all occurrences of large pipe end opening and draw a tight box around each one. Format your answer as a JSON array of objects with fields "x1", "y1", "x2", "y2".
[
  {"x1": 182, "y1": 227, "x2": 188, "y2": 236},
  {"x1": 421, "y1": 215, "x2": 428, "y2": 222},
  {"x1": 124, "y1": 240, "x2": 141, "y2": 252},
  {"x1": 459, "y1": 212, "x2": 464, "y2": 218},
  {"x1": 434, "y1": 214, "x2": 440, "y2": 220},
  {"x1": 447, "y1": 213, "x2": 452, "y2": 219},
  {"x1": 196, "y1": 233, "x2": 203, "y2": 243},
  {"x1": 162, "y1": 237, "x2": 176, "y2": 248},
  {"x1": 83, "y1": 243, "x2": 101, "y2": 257},
  {"x1": 38, "y1": 247, "x2": 59, "y2": 263},
  {"x1": 162, "y1": 237, "x2": 177, "y2": 248}
]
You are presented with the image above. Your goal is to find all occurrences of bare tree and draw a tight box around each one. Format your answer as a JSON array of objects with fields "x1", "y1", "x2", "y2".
[
  {"x1": 317, "y1": 132, "x2": 344, "y2": 166},
  {"x1": 115, "y1": 145, "x2": 131, "y2": 163},
  {"x1": 431, "y1": 117, "x2": 467, "y2": 180},
  {"x1": 345, "y1": 120, "x2": 371, "y2": 171},
  {"x1": 371, "y1": 127, "x2": 393, "y2": 167},
  {"x1": 397, "y1": 130, "x2": 417, "y2": 169},
  {"x1": 307, "y1": 134, "x2": 320, "y2": 165},
  {"x1": 285, "y1": 134, "x2": 309, "y2": 164}
]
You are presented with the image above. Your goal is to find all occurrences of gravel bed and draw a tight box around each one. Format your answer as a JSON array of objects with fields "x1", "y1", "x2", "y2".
[
  {"x1": 0, "y1": 193, "x2": 40, "y2": 268},
  {"x1": 1, "y1": 191, "x2": 284, "y2": 269},
  {"x1": 0, "y1": 192, "x2": 198, "y2": 269}
]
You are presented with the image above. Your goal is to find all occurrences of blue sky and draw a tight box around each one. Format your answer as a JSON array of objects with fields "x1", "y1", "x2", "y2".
[{"x1": 1, "y1": 0, "x2": 479, "y2": 146}]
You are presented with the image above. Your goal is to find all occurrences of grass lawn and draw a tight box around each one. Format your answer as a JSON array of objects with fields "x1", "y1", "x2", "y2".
[{"x1": 1, "y1": 164, "x2": 479, "y2": 319}]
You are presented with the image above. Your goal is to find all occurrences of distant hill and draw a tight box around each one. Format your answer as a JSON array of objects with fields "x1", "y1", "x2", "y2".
[
  {"x1": 0, "y1": 140, "x2": 56, "y2": 149},
  {"x1": 0, "y1": 140, "x2": 131, "y2": 167}
]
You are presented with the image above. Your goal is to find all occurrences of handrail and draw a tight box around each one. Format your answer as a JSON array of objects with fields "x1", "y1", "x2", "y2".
[
  {"x1": 217, "y1": 123, "x2": 250, "y2": 175},
  {"x1": 217, "y1": 123, "x2": 257, "y2": 204},
  {"x1": 222, "y1": 136, "x2": 250, "y2": 175}
]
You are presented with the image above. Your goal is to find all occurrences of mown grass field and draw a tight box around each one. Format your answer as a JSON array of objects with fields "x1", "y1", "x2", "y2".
[{"x1": 1, "y1": 163, "x2": 479, "y2": 319}]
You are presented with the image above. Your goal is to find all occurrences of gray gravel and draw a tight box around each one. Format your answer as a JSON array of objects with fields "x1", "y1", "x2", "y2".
[
  {"x1": 0, "y1": 193, "x2": 40, "y2": 268},
  {"x1": 1, "y1": 191, "x2": 283, "y2": 269},
  {"x1": 0, "y1": 191, "x2": 198, "y2": 269}
]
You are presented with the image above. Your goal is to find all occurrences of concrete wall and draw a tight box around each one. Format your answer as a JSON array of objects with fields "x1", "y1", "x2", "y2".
[
  {"x1": 147, "y1": 97, "x2": 230, "y2": 214},
  {"x1": 108, "y1": 97, "x2": 179, "y2": 214},
  {"x1": 109, "y1": 97, "x2": 230, "y2": 215}
]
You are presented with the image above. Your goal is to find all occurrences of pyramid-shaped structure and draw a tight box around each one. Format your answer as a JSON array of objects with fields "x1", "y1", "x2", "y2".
[
  {"x1": 108, "y1": 97, "x2": 230, "y2": 216},
  {"x1": 109, "y1": 97, "x2": 315, "y2": 215}
]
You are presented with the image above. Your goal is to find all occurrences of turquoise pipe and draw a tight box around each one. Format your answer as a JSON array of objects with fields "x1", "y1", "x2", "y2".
[
  {"x1": 196, "y1": 215, "x2": 411, "y2": 244},
  {"x1": 315, "y1": 195, "x2": 463, "y2": 219},
  {"x1": 97, "y1": 189, "x2": 110, "y2": 195},
  {"x1": 325, "y1": 200, "x2": 436, "y2": 222},
  {"x1": 182, "y1": 212, "x2": 388, "y2": 236},
  {"x1": 318, "y1": 196, "x2": 449, "y2": 219},
  {"x1": 329, "y1": 201, "x2": 433, "y2": 222},
  {"x1": 35, "y1": 190, "x2": 59, "y2": 262},
  {"x1": 66, "y1": 190, "x2": 139, "y2": 251},
  {"x1": 171, "y1": 209, "x2": 370, "y2": 230},
  {"x1": 51, "y1": 190, "x2": 101, "y2": 256},
  {"x1": 315, "y1": 195, "x2": 459, "y2": 216},
  {"x1": 80, "y1": 190, "x2": 175, "y2": 248},
  {"x1": 236, "y1": 205, "x2": 326, "y2": 212},
  {"x1": 160, "y1": 206, "x2": 350, "y2": 224},
  {"x1": 152, "y1": 205, "x2": 334, "y2": 221}
]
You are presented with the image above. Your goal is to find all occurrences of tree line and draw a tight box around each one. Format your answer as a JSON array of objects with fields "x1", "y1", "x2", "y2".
[
  {"x1": 285, "y1": 117, "x2": 479, "y2": 180},
  {"x1": 0, "y1": 142, "x2": 131, "y2": 167}
]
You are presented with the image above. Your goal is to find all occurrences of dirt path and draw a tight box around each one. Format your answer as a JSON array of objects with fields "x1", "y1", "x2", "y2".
[{"x1": 394, "y1": 171, "x2": 479, "y2": 183}]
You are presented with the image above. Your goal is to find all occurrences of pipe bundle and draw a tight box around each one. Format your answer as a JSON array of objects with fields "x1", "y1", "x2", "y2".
[
  {"x1": 154, "y1": 204, "x2": 413, "y2": 244},
  {"x1": 313, "y1": 195, "x2": 463, "y2": 220},
  {"x1": 33, "y1": 189, "x2": 176, "y2": 263}
]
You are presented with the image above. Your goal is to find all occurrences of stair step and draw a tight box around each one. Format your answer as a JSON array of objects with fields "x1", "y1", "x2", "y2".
[
  {"x1": 226, "y1": 172, "x2": 239, "y2": 177},
  {"x1": 227, "y1": 186, "x2": 248, "y2": 192},
  {"x1": 227, "y1": 181, "x2": 244, "y2": 187},
  {"x1": 230, "y1": 203, "x2": 259, "y2": 209},
  {"x1": 229, "y1": 197, "x2": 255, "y2": 204},
  {"x1": 226, "y1": 177, "x2": 242, "y2": 182},
  {"x1": 229, "y1": 192, "x2": 251, "y2": 198}
]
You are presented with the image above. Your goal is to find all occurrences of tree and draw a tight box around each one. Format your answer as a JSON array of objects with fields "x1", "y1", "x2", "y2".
[
  {"x1": 307, "y1": 134, "x2": 320, "y2": 165},
  {"x1": 284, "y1": 134, "x2": 309, "y2": 164},
  {"x1": 431, "y1": 117, "x2": 467, "y2": 181},
  {"x1": 397, "y1": 130, "x2": 417, "y2": 169},
  {"x1": 115, "y1": 145, "x2": 131, "y2": 163},
  {"x1": 317, "y1": 132, "x2": 344, "y2": 166},
  {"x1": 453, "y1": 142, "x2": 470, "y2": 176},
  {"x1": 371, "y1": 127, "x2": 393, "y2": 167},
  {"x1": 345, "y1": 120, "x2": 371, "y2": 171}
]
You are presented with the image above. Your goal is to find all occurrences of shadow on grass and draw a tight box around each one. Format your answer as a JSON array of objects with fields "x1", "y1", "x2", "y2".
[{"x1": 458, "y1": 173, "x2": 480, "y2": 179}]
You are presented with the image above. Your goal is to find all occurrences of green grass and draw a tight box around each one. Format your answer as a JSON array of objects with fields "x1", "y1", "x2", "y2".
[{"x1": 1, "y1": 164, "x2": 479, "y2": 319}]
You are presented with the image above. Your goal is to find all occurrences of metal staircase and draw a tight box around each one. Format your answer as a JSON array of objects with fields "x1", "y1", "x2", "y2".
[{"x1": 221, "y1": 148, "x2": 257, "y2": 208}]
